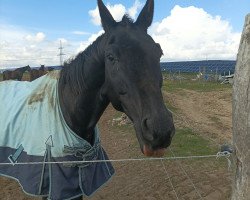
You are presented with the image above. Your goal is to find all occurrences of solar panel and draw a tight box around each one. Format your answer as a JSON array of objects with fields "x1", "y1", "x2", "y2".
[{"x1": 161, "y1": 60, "x2": 236, "y2": 73}]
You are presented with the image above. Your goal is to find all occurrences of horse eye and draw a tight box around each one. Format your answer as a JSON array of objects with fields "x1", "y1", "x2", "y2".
[
  {"x1": 118, "y1": 82, "x2": 127, "y2": 96},
  {"x1": 107, "y1": 54, "x2": 115, "y2": 62},
  {"x1": 119, "y1": 91, "x2": 127, "y2": 96}
]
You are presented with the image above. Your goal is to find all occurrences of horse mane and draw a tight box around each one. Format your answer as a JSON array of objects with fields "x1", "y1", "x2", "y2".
[
  {"x1": 17, "y1": 65, "x2": 30, "y2": 73},
  {"x1": 60, "y1": 14, "x2": 134, "y2": 94},
  {"x1": 61, "y1": 34, "x2": 105, "y2": 94},
  {"x1": 121, "y1": 14, "x2": 134, "y2": 26}
]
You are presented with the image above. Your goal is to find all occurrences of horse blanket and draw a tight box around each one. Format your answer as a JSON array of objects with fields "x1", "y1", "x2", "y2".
[{"x1": 0, "y1": 71, "x2": 114, "y2": 200}]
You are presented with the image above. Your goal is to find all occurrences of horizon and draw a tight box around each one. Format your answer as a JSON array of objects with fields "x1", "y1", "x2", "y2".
[
  {"x1": 0, "y1": 59, "x2": 237, "y2": 72},
  {"x1": 0, "y1": 0, "x2": 249, "y2": 69}
]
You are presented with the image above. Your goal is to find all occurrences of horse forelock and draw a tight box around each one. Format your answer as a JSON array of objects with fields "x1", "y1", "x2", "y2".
[{"x1": 121, "y1": 15, "x2": 134, "y2": 26}]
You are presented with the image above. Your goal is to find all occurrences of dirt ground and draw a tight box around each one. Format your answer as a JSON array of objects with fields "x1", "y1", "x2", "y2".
[
  {"x1": 0, "y1": 87, "x2": 233, "y2": 200},
  {"x1": 164, "y1": 89, "x2": 233, "y2": 144}
]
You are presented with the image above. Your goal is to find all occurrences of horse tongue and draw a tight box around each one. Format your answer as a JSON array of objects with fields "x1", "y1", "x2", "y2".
[{"x1": 143, "y1": 145, "x2": 165, "y2": 157}]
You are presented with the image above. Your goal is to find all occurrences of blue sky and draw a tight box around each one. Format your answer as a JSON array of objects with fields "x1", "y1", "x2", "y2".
[{"x1": 0, "y1": 0, "x2": 249, "y2": 68}]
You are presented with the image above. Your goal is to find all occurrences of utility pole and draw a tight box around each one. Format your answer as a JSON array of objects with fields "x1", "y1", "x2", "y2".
[{"x1": 58, "y1": 40, "x2": 65, "y2": 66}]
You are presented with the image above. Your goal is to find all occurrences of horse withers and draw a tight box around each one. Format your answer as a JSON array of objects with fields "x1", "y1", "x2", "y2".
[{"x1": 0, "y1": 0, "x2": 175, "y2": 199}]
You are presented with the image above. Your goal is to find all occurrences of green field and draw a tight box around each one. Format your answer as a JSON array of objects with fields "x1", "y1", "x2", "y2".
[{"x1": 162, "y1": 71, "x2": 232, "y2": 93}]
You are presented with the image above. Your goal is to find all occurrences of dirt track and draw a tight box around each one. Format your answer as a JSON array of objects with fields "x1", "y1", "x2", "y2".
[
  {"x1": 165, "y1": 89, "x2": 232, "y2": 144},
  {"x1": 0, "y1": 88, "x2": 233, "y2": 200}
]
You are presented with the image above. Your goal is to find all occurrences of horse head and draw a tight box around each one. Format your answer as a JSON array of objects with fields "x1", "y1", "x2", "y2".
[
  {"x1": 98, "y1": 0, "x2": 175, "y2": 156},
  {"x1": 25, "y1": 65, "x2": 31, "y2": 72},
  {"x1": 40, "y1": 65, "x2": 45, "y2": 71}
]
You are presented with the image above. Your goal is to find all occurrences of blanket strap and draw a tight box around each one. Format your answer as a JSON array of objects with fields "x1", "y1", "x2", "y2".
[
  {"x1": 8, "y1": 144, "x2": 24, "y2": 165},
  {"x1": 63, "y1": 144, "x2": 100, "y2": 167},
  {"x1": 38, "y1": 135, "x2": 53, "y2": 198}
]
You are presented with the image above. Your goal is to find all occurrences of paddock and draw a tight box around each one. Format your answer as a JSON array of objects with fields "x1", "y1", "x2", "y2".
[
  {"x1": 1, "y1": 0, "x2": 249, "y2": 197},
  {"x1": 0, "y1": 75, "x2": 233, "y2": 199}
]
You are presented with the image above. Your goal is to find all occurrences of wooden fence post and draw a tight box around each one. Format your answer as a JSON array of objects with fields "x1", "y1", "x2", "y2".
[{"x1": 232, "y1": 14, "x2": 250, "y2": 200}]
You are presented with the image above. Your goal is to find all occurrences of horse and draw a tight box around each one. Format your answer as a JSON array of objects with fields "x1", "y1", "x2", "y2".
[
  {"x1": 0, "y1": 0, "x2": 175, "y2": 199},
  {"x1": 2, "y1": 65, "x2": 31, "y2": 81},
  {"x1": 30, "y1": 65, "x2": 47, "y2": 81}
]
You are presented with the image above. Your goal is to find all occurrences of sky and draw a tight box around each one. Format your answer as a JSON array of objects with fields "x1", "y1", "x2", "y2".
[{"x1": 0, "y1": 0, "x2": 249, "y2": 68}]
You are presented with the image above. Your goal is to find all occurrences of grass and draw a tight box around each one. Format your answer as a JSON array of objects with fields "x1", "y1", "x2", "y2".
[
  {"x1": 163, "y1": 94, "x2": 179, "y2": 113},
  {"x1": 111, "y1": 110, "x2": 228, "y2": 169},
  {"x1": 162, "y1": 78, "x2": 232, "y2": 93},
  {"x1": 169, "y1": 128, "x2": 218, "y2": 157},
  {"x1": 111, "y1": 114, "x2": 219, "y2": 158}
]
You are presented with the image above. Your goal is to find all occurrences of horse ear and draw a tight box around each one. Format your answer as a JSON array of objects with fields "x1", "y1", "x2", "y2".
[
  {"x1": 135, "y1": 0, "x2": 154, "y2": 31},
  {"x1": 97, "y1": 0, "x2": 116, "y2": 31}
]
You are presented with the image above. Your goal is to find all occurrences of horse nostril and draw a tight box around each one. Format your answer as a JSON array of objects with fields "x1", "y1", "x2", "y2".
[
  {"x1": 142, "y1": 118, "x2": 149, "y2": 130},
  {"x1": 142, "y1": 118, "x2": 155, "y2": 141}
]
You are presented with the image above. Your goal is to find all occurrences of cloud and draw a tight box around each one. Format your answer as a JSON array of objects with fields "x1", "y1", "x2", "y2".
[
  {"x1": 88, "y1": 2, "x2": 240, "y2": 61},
  {"x1": 72, "y1": 31, "x2": 90, "y2": 35},
  {"x1": 0, "y1": 22, "x2": 103, "y2": 69},
  {"x1": 76, "y1": 30, "x2": 104, "y2": 53},
  {"x1": 0, "y1": 3, "x2": 241, "y2": 69},
  {"x1": 128, "y1": 0, "x2": 143, "y2": 19},
  {"x1": 25, "y1": 32, "x2": 45, "y2": 43},
  {"x1": 89, "y1": 4, "x2": 125, "y2": 26},
  {"x1": 149, "y1": 5, "x2": 241, "y2": 61},
  {"x1": 0, "y1": 23, "x2": 75, "y2": 68},
  {"x1": 88, "y1": 0, "x2": 143, "y2": 26}
]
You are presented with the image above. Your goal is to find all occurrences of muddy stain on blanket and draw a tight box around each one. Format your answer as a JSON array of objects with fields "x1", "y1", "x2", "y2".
[
  {"x1": 27, "y1": 83, "x2": 54, "y2": 109},
  {"x1": 27, "y1": 71, "x2": 60, "y2": 110},
  {"x1": 48, "y1": 70, "x2": 60, "y2": 79}
]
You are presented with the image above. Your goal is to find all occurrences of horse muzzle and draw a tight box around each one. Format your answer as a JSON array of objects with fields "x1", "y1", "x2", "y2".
[{"x1": 143, "y1": 144, "x2": 166, "y2": 157}]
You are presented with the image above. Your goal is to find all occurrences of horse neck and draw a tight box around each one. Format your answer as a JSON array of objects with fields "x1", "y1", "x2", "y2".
[
  {"x1": 58, "y1": 35, "x2": 109, "y2": 144},
  {"x1": 20, "y1": 67, "x2": 28, "y2": 73}
]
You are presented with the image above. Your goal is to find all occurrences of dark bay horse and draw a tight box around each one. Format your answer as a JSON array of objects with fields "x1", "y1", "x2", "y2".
[
  {"x1": 50, "y1": 0, "x2": 174, "y2": 198},
  {"x1": 3, "y1": 65, "x2": 31, "y2": 81},
  {"x1": 0, "y1": 0, "x2": 175, "y2": 199},
  {"x1": 30, "y1": 65, "x2": 47, "y2": 81},
  {"x1": 58, "y1": 0, "x2": 175, "y2": 157}
]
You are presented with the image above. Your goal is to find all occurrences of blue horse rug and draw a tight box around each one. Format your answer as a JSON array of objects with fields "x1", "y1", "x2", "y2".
[{"x1": 0, "y1": 71, "x2": 114, "y2": 200}]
